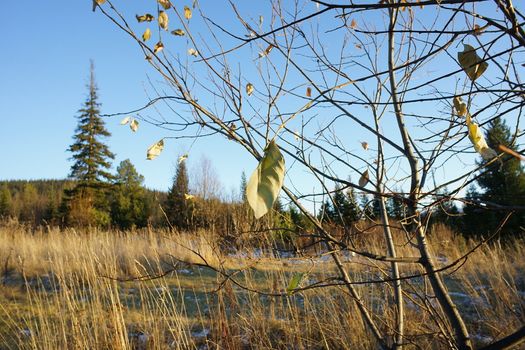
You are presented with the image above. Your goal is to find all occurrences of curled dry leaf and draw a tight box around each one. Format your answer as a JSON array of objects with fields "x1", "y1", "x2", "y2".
[
  {"x1": 259, "y1": 44, "x2": 274, "y2": 58},
  {"x1": 453, "y1": 96, "x2": 467, "y2": 116},
  {"x1": 467, "y1": 122, "x2": 497, "y2": 161},
  {"x1": 171, "y1": 29, "x2": 185, "y2": 36},
  {"x1": 361, "y1": 141, "x2": 369, "y2": 151},
  {"x1": 358, "y1": 169, "x2": 369, "y2": 187},
  {"x1": 120, "y1": 116, "x2": 131, "y2": 125},
  {"x1": 147, "y1": 139, "x2": 164, "y2": 160},
  {"x1": 130, "y1": 119, "x2": 139, "y2": 132},
  {"x1": 136, "y1": 14, "x2": 154, "y2": 22},
  {"x1": 306, "y1": 87, "x2": 312, "y2": 98},
  {"x1": 350, "y1": 19, "x2": 357, "y2": 29},
  {"x1": 158, "y1": 0, "x2": 171, "y2": 10},
  {"x1": 142, "y1": 28, "x2": 151, "y2": 42},
  {"x1": 246, "y1": 140, "x2": 286, "y2": 219},
  {"x1": 246, "y1": 83, "x2": 254, "y2": 96},
  {"x1": 184, "y1": 6, "x2": 192, "y2": 20},
  {"x1": 158, "y1": 11, "x2": 169, "y2": 30},
  {"x1": 188, "y1": 48, "x2": 199, "y2": 57},
  {"x1": 154, "y1": 41, "x2": 164, "y2": 53},
  {"x1": 458, "y1": 44, "x2": 488, "y2": 81}
]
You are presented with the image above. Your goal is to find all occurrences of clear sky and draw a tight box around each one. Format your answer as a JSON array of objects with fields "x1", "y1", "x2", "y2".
[
  {"x1": 0, "y1": 1, "x2": 262, "y2": 195},
  {"x1": 1, "y1": 1, "x2": 510, "y2": 208}
]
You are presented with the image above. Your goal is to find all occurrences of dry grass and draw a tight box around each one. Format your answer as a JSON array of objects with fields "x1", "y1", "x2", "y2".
[{"x1": 0, "y1": 221, "x2": 523, "y2": 349}]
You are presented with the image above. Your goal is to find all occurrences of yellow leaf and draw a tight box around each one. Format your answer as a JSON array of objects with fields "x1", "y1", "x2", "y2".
[
  {"x1": 136, "y1": 14, "x2": 154, "y2": 22},
  {"x1": 184, "y1": 193, "x2": 195, "y2": 200},
  {"x1": 142, "y1": 28, "x2": 151, "y2": 42},
  {"x1": 158, "y1": 0, "x2": 171, "y2": 10},
  {"x1": 361, "y1": 141, "x2": 369, "y2": 151},
  {"x1": 188, "y1": 48, "x2": 199, "y2": 57},
  {"x1": 259, "y1": 44, "x2": 274, "y2": 58},
  {"x1": 154, "y1": 41, "x2": 164, "y2": 53},
  {"x1": 358, "y1": 169, "x2": 369, "y2": 187},
  {"x1": 259, "y1": 15, "x2": 264, "y2": 26},
  {"x1": 246, "y1": 141, "x2": 286, "y2": 219},
  {"x1": 158, "y1": 11, "x2": 169, "y2": 31},
  {"x1": 306, "y1": 87, "x2": 312, "y2": 97},
  {"x1": 130, "y1": 119, "x2": 139, "y2": 132},
  {"x1": 458, "y1": 44, "x2": 488, "y2": 81},
  {"x1": 120, "y1": 117, "x2": 131, "y2": 125},
  {"x1": 95, "y1": 0, "x2": 106, "y2": 4},
  {"x1": 468, "y1": 122, "x2": 497, "y2": 160},
  {"x1": 453, "y1": 96, "x2": 467, "y2": 116},
  {"x1": 178, "y1": 154, "x2": 188, "y2": 163},
  {"x1": 399, "y1": 0, "x2": 407, "y2": 11},
  {"x1": 171, "y1": 29, "x2": 185, "y2": 36},
  {"x1": 246, "y1": 83, "x2": 254, "y2": 96},
  {"x1": 184, "y1": 6, "x2": 192, "y2": 20},
  {"x1": 147, "y1": 139, "x2": 164, "y2": 160}
]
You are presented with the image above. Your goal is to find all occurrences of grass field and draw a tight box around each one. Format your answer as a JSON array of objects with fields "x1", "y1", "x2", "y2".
[{"x1": 0, "y1": 221, "x2": 523, "y2": 349}]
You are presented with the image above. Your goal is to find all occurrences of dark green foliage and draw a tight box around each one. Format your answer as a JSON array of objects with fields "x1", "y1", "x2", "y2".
[
  {"x1": 110, "y1": 159, "x2": 150, "y2": 229},
  {"x1": 239, "y1": 171, "x2": 247, "y2": 203},
  {"x1": 63, "y1": 62, "x2": 114, "y2": 227},
  {"x1": 318, "y1": 185, "x2": 360, "y2": 225},
  {"x1": 464, "y1": 118, "x2": 525, "y2": 237},
  {"x1": 68, "y1": 63, "x2": 114, "y2": 185},
  {"x1": 166, "y1": 160, "x2": 194, "y2": 230}
]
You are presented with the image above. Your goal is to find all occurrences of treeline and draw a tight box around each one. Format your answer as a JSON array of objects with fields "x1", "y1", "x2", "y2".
[{"x1": 0, "y1": 178, "x2": 166, "y2": 228}]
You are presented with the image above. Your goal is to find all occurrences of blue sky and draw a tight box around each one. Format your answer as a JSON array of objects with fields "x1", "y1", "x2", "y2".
[
  {"x1": 0, "y1": 1, "x2": 263, "y2": 195},
  {"x1": 1, "y1": 1, "x2": 515, "y2": 209}
]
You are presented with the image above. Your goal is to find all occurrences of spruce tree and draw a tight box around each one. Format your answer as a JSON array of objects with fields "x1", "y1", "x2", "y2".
[
  {"x1": 467, "y1": 118, "x2": 525, "y2": 237},
  {"x1": 64, "y1": 62, "x2": 114, "y2": 227},
  {"x1": 166, "y1": 160, "x2": 193, "y2": 230},
  {"x1": 111, "y1": 159, "x2": 149, "y2": 229}
]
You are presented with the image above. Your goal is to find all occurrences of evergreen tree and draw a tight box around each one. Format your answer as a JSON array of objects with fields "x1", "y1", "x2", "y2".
[
  {"x1": 166, "y1": 160, "x2": 193, "y2": 230},
  {"x1": 471, "y1": 118, "x2": 525, "y2": 236},
  {"x1": 111, "y1": 159, "x2": 149, "y2": 229},
  {"x1": 64, "y1": 62, "x2": 114, "y2": 227}
]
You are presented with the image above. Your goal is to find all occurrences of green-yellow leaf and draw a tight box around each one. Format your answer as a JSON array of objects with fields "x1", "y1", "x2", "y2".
[
  {"x1": 286, "y1": 273, "x2": 305, "y2": 295},
  {"x1": 158, "y1": 11, "x2": 169, "y2": 31},
  {"x1": 458, "y1": 44, "x2": 488, "y2": 81},
  {"x1": 136, "y1": 14, "x2": 155, "y2": 22},
  {"x1": 453, "y1": 96, "x2": 467, "y2": 116},
  {"x1": 154, "y1": 41, "x2": 164, "y2": 53},
  {"x1": 358, "y1": 169, "x2": 369, "y2": 187},
  {"x1": 188, "y1": 48, "x2": 198, "y2": 57},
  {"x1": 120, "y1": 116, "x2": 131, "y2": 125},
  {"x1": 147, "y1": 139, "x2": 164, "y2": 160},
  {"x1": 468, "y1": 122, "x2": 497, "y2": 160},
  {"x1": 142, "y1": 28, "x2": 151, "y2": 42},
  {"x1": 171, "y1": 29, "x2": 185, "y2": 36},
  {"x1": 130, "y1": 119, "x2": 139, "y2": 132},
  {"x1": 184, "y1": 6, "x2": 192, "y2": 20},
  {"x1": 158, "y1": 0, "x2": 171, "y2": 10},
  {"x1": 246, "y1": 140, "x2": 286, "y2": 219},
  {"x1": 246, "y1": 83, "x2": 254, "y2": 96}
]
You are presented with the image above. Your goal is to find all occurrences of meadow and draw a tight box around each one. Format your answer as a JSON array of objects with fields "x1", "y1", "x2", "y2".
[{"x1": 0, "y1": 221, "x2": 523, "y2": 349}]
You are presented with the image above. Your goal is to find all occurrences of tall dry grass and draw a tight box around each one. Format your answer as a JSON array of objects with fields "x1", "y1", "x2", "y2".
[{"x1": 0, "y1": 221, "x2": 523, "y2": 349}]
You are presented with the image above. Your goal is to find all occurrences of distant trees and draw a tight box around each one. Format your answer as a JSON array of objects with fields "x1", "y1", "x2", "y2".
[
  {"x1": 63, "y1": 62, "x2": 115, "y2": 227},
  {"x1": 110, "y1": 159, "x2": 150, "y2": 229}
]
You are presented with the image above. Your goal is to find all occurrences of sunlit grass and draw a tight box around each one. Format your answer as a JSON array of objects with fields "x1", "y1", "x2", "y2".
[{"x1": 0, "y1": 222, "x2": 523, "y2": 349}]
